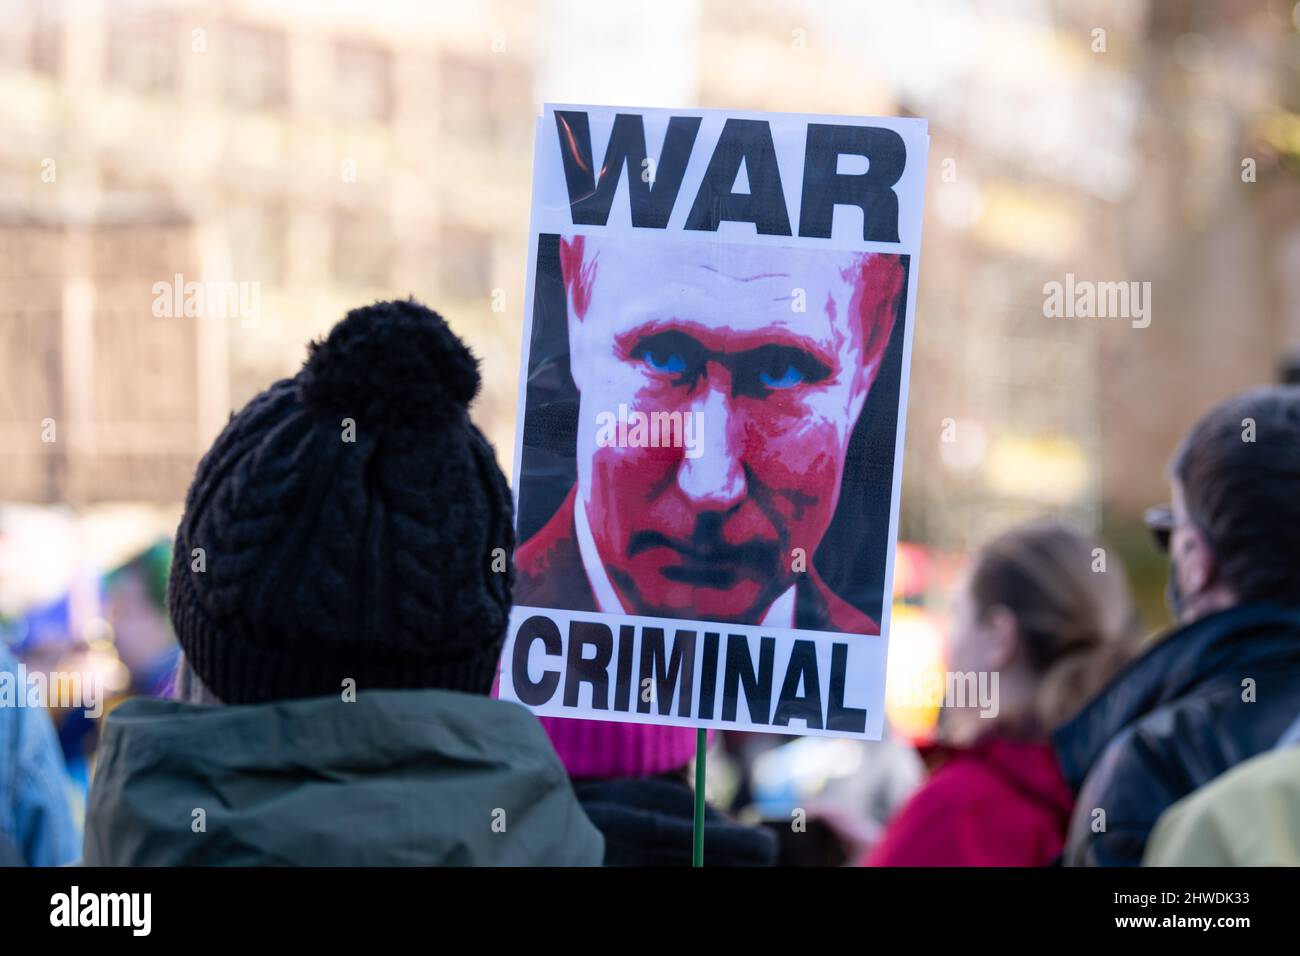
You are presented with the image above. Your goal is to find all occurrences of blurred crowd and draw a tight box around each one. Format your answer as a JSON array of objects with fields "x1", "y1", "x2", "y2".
[{"x1": 3, "y1": 300, "x2": 1299, "y2": 867}]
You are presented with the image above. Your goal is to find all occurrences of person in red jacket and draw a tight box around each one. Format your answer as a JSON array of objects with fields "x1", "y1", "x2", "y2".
[{"x1": 865, "y1": 522, "x2": 1140, "y2": 867}]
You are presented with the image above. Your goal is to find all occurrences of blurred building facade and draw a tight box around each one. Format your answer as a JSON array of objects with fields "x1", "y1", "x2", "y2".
[
  {"x1": 694, "y1": 0, "x2": 1300, "y2": 623},
  {"x1": 0, "y1": 0, "x2": 536, "y2": 508},
  {"x1": 0, "y1": 0, "x2": 537, "y2": 611},
  {"x1": 1, "y1": 0, "x2": 1298, "y2": 625}
]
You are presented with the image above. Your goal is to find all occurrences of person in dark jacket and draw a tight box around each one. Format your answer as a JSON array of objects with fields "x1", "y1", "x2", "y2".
[
  {"x1": 541, "y1": 717, "x2": 777, "y2": 866},
  {"x1": 1055, "y1": 385, "x2": 1300, "y2": 866},
  {"x1": 83, "y1": 300, "x2": 603, "y2": 866},
  {"x1": 865, "y1": 522, "x2": 1139, "y2": 867}
]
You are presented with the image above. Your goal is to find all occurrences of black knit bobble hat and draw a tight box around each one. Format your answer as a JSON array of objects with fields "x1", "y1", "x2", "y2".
[{"x1": 168, "y1": 299, "x2": 515, "y2": 704}]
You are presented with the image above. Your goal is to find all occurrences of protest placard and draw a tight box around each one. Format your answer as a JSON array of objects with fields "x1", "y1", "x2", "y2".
[{"x1": 500, "y1": 104, "x2": 928, "y2": 740}]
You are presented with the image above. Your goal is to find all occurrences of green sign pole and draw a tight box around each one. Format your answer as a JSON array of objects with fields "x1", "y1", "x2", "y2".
[{"x1": 692, "y1": 727, "x2": 707, "y2": 867}]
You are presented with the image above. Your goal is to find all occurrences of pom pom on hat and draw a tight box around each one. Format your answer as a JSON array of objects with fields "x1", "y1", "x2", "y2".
[{"x1": 299, "y1": 298, "x2": 481, "y2": 430}]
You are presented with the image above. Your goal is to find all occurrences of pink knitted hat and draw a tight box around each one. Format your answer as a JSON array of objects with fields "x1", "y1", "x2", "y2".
[{"x1": 539, "y1": 716, "x2": 706, "y2": 779}]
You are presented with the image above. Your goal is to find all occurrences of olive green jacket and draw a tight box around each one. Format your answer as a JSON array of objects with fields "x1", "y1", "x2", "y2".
[
  {"x1": 1144, "y1": 743, "x2": 1300, "y2": 866},
  {"x1": 83, "y1": 689, "x2": 603, "y2": 866}
]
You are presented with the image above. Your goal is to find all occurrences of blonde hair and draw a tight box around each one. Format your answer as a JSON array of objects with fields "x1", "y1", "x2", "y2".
[{"x1": 967, "y1": 521, "x2": 1140, "y2": 732}]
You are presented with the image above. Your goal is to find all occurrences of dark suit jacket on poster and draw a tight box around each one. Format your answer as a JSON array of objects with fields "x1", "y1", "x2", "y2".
[{"x1": 515, "y1": 488, "x2": 879, "y2": 635}]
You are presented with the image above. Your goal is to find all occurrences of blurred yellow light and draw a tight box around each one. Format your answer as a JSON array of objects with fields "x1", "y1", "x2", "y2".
[
  {"x1": 885, "y1": 604, "x2": 947, "y2": 741},
  {"x1": 985, "y1": 432, "x2": 1091, "y2": 504},
  {"x1": 1263, "y1": 110, "x2": 1300, "y2": 158},
  {"x1": 972, "y1": 182, "x2": 1082, "y2": 260}
]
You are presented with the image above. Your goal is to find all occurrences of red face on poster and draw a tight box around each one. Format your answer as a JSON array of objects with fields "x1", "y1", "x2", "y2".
[{"x1": 517, "y1": 235, "x2": 905, "y2": 633}]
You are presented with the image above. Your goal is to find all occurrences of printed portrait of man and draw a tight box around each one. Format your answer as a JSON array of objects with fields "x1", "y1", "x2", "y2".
[{"x1": 515, "y1": 234, "x2": 907, "y2": 635}]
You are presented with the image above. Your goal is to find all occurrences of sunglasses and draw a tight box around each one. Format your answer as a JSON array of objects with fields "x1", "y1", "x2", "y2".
[{"x1": 1143, "y1": 504, "x2": 1175, "y2": 554}]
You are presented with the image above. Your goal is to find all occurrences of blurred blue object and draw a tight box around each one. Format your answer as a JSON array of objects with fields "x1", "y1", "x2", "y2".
[
  {"x1": 0, "y1": 643, "x2": 82, "y2": 865},
  {"x1": 7, "y1": 589, "x2": 103, "y2": 658}
]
